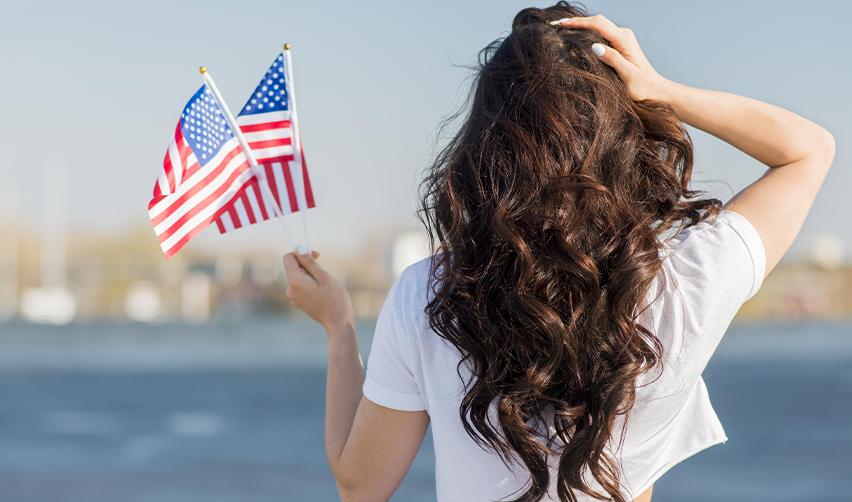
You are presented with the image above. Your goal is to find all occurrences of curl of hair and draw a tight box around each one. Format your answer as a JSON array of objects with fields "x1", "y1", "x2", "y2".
[{"x1": 418, "y1": 2, "x2": 720, "y2": 501}]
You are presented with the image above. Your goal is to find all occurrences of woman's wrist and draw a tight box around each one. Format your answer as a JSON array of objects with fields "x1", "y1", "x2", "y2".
[
  {"x1": 646, "y1": 76, "x2": 681, "y2": 106},
  {"x1": 324, "y1": 317, "x2": 357, "y2": 342},
  {"x1": 650, "y1": 79, "x2": 698, "y2": 126}
]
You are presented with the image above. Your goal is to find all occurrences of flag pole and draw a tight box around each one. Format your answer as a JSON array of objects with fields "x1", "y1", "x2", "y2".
[
  {"x1": 199, "y1": 66, "x2": 302, "y2": 253},
  {"x1": 282, "y1": 44, "x2": 312, "y2": 253}
]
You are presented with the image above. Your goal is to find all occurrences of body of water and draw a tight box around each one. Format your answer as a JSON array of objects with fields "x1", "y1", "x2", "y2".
[{"x1": 0, "y1": 320, "x2": 851, "y2": 501}]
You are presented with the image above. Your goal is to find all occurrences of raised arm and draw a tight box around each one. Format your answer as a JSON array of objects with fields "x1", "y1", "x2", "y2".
[
  {"x1": 662, "y1": 82, "x2": 834, "y2": 275},
  {"x1": 554, "y1": 15, "x2": 836, "y2": 275},
  {"x1": 282, "y1": 252, "x2": 429, "y2": 502}
]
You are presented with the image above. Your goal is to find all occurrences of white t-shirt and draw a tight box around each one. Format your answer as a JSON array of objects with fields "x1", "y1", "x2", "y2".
[{"x1": 363, "y1": 210, "x2": 766, "y2": 501}]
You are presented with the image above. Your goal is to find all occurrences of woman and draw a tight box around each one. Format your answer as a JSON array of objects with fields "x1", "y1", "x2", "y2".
[{"x1": 282, "y1": 3, "x2": 835, "y2": 501}]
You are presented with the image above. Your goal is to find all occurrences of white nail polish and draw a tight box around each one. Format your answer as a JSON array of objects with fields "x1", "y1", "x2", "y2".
[
  {"x1": 549, "y1": 17, "x2": 572, "y2": 26},
  {"x1": 296, "y1": 244, "x2": 308, "y2": 255},
  {"x1": 592, "y1": 43, "x2": 606, "y2": 57}
]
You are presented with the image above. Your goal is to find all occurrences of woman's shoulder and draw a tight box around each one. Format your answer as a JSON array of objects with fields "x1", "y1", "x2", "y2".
[
  {"x1": 659, "y1": 210, "x2": 765, "y2": 301},
  {"x1": 382, "y1": 256, "x2": 434, "y2": 332},
  {"x1": 396, "y1": 255, "x2": 433, "y2": 285},
  {"x1": 391, "y1": 256, "x2": 433, "y2": 306}
]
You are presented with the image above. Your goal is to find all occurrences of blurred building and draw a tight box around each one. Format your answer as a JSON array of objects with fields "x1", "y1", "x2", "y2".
[{"x1": 0, "y1": 222, "x2": 850, "y2": 325}]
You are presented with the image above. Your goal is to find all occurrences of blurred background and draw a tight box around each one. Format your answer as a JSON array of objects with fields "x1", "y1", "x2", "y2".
[{"x1": 0, "y1": 1, "x2": 850, "y2": 501}]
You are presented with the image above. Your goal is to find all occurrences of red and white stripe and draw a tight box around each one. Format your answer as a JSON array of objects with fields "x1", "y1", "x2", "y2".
[
  {"x1": 212, "y1": 110, "x2": 315, "y2": 234},
  {"x1": 237, "y1": 110, "x2": 293, "y2": 161},
  {"x1": 148, "y1": 124, "x2": 253, "y2": 258}
]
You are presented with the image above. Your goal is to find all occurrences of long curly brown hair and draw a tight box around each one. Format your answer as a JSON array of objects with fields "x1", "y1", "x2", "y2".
[{"x1": 418, "y1": 3, "x2": 720, "y2": 501}]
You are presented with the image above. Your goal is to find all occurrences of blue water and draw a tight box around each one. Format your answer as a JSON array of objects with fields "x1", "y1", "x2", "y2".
[{"x1": 0, "y1": 322, "x2": 851, "y2": 501}]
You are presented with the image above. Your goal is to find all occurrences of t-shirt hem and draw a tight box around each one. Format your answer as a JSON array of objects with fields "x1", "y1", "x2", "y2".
[
  {"x1": 628, "y1": 435, "x2": 728, "y2": 498},
  {"x1": 363, "y1": 373, "x2": 427, "y2": 412}
]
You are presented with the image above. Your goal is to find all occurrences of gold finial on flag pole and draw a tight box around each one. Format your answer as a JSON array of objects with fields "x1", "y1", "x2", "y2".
[
  {"x1": 199, "y1": 66, "x2": 207, "y2": 74},
  {"x1": 283, "y1": 43, "x2": 291, "y2": 51}
]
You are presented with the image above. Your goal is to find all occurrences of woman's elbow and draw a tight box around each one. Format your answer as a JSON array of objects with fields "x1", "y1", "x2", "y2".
[
  {"x1": 789, "y1": 125, "x2": 836, "y2": 174},
  {"x1": 335, "y1": 474, "x2": 387, "y2": 502},
  {"x1": 811, "y1": 126, "x2": 836, "y2": 169},
  {"x1": 337, "y1": 483, "x2": 386, "y2": 502}
]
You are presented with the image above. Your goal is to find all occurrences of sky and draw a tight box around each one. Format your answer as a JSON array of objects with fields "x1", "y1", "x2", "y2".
[{"x1": 0, "y1": 0, "x2": 849, "y2": 259}]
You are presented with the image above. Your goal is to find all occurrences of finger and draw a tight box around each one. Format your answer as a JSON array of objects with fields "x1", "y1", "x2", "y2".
[
  {"x1": 558, "y1": 15, "x2": 631, "y2": 54},
  {"x1": 558, "y1": 15, "x2": 620, "y2": 38},
  {"x1": 282, "y1": 253, "x2": 315, "y2": 283},
  {"x1": 294, "y1": 250, "x2": 324, "y2": 280},
  {"x1": 294, "y1": 246, "x2": 320, "y2": 260},
  {"x1": 591, "y1": 43, "x2": 636, "y2": 78}
]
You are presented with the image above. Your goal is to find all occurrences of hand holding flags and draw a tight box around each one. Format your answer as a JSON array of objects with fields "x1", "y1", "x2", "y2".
[{"x1": 148, "y1": 46, "x2": 314, "y2": 258}]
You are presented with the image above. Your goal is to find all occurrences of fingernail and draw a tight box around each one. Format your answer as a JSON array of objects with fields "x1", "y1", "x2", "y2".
[
  {"x1": 591, "y1": 43, "x2": 606, "y2": 57},
  {"x1": 549, "y1": 17, "x2": 572, "y2": 26},
  {"x1": 296, "y1": 244, "x2": 308, "y2": 255}
]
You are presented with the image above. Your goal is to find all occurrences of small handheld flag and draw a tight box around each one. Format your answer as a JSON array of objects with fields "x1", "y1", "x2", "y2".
[
  {"x1": 149, "y1": 46, "x2": 315, "y2": 257},
  {"x1": 148, "y1": 84, "x2": 254, "y2": 258},
  {"x1": 212, "y1": 48, "x2": 315, "y2": 237}
]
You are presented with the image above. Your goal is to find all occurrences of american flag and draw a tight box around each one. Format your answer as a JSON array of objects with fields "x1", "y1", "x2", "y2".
[
  {"x1": 148, "y1": 85, "x2": 256, "y2": 258},
  {"x1": 213, "y1": 53, "x2": 315, "y2": 234}
]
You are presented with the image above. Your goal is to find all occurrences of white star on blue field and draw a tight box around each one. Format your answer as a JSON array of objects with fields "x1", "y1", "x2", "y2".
[
  {"x1": 181, "y1": 86, "x2": 235, "y2": 165},
  {"x1": 241, "y1": 55, "x2": 289, "y2": 116}
]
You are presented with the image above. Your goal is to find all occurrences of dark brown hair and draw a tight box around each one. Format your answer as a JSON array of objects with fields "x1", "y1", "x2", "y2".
[{"x1": 418, "y1": 2, "x2": 720, "y2": 501}]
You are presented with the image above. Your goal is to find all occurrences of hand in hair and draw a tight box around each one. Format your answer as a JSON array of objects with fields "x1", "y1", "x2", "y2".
[{"x1": 552, "y1": 15, "x2": 672, "y2": 102}]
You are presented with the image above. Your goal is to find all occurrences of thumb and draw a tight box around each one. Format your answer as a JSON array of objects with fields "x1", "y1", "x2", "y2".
[{"x1": 591, "y1": 43, "x2": 635, "y2": 80}]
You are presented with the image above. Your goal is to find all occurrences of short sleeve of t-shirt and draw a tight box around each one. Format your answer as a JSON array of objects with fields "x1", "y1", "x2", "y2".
[
  {"x1": 362, "y1": 271, "x2": 426, "y2": 412},
  {"x1": 663, "y1": 209, "x2": 766, "y2": 380}
]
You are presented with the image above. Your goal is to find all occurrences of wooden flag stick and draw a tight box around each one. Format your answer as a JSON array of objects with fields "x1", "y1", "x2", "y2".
[
  {"x1": 199, "y1": 66, "x2": 301, "y2": 252},
  {"x1": 282, "y1": 44, "x2": 312, "y2": 253}
]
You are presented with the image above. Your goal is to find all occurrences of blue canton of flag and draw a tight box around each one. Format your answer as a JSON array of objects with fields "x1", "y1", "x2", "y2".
[
  {"x1": 212, "y1": 51, "x2": 314, "y2": 235},
  {"x1": 181, "y1": 85, "x2": 237, "y2": 165},
  {"x1": 149, "y1": 83, "x2": 252, "y2": 258},
  {"x1": 240, "y1": 54, "x2": 289, "y2": 116}
]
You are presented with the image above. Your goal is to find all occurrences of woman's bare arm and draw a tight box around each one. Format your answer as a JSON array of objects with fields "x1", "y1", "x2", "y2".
[
  {"x1": 664, "y1": 83, "x2": 835, "y2": 274},
  {"x1": 555, "y1": 15, "x2": 836, "y2": 275},
  {"x1": 282, "y1": 252, "x2": 429, "y2": 501}
]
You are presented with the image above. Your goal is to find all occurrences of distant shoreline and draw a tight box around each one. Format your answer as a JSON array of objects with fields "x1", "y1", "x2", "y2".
[{"x1": 0, "y1": 319, "x2": 850, "y2": 371}]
